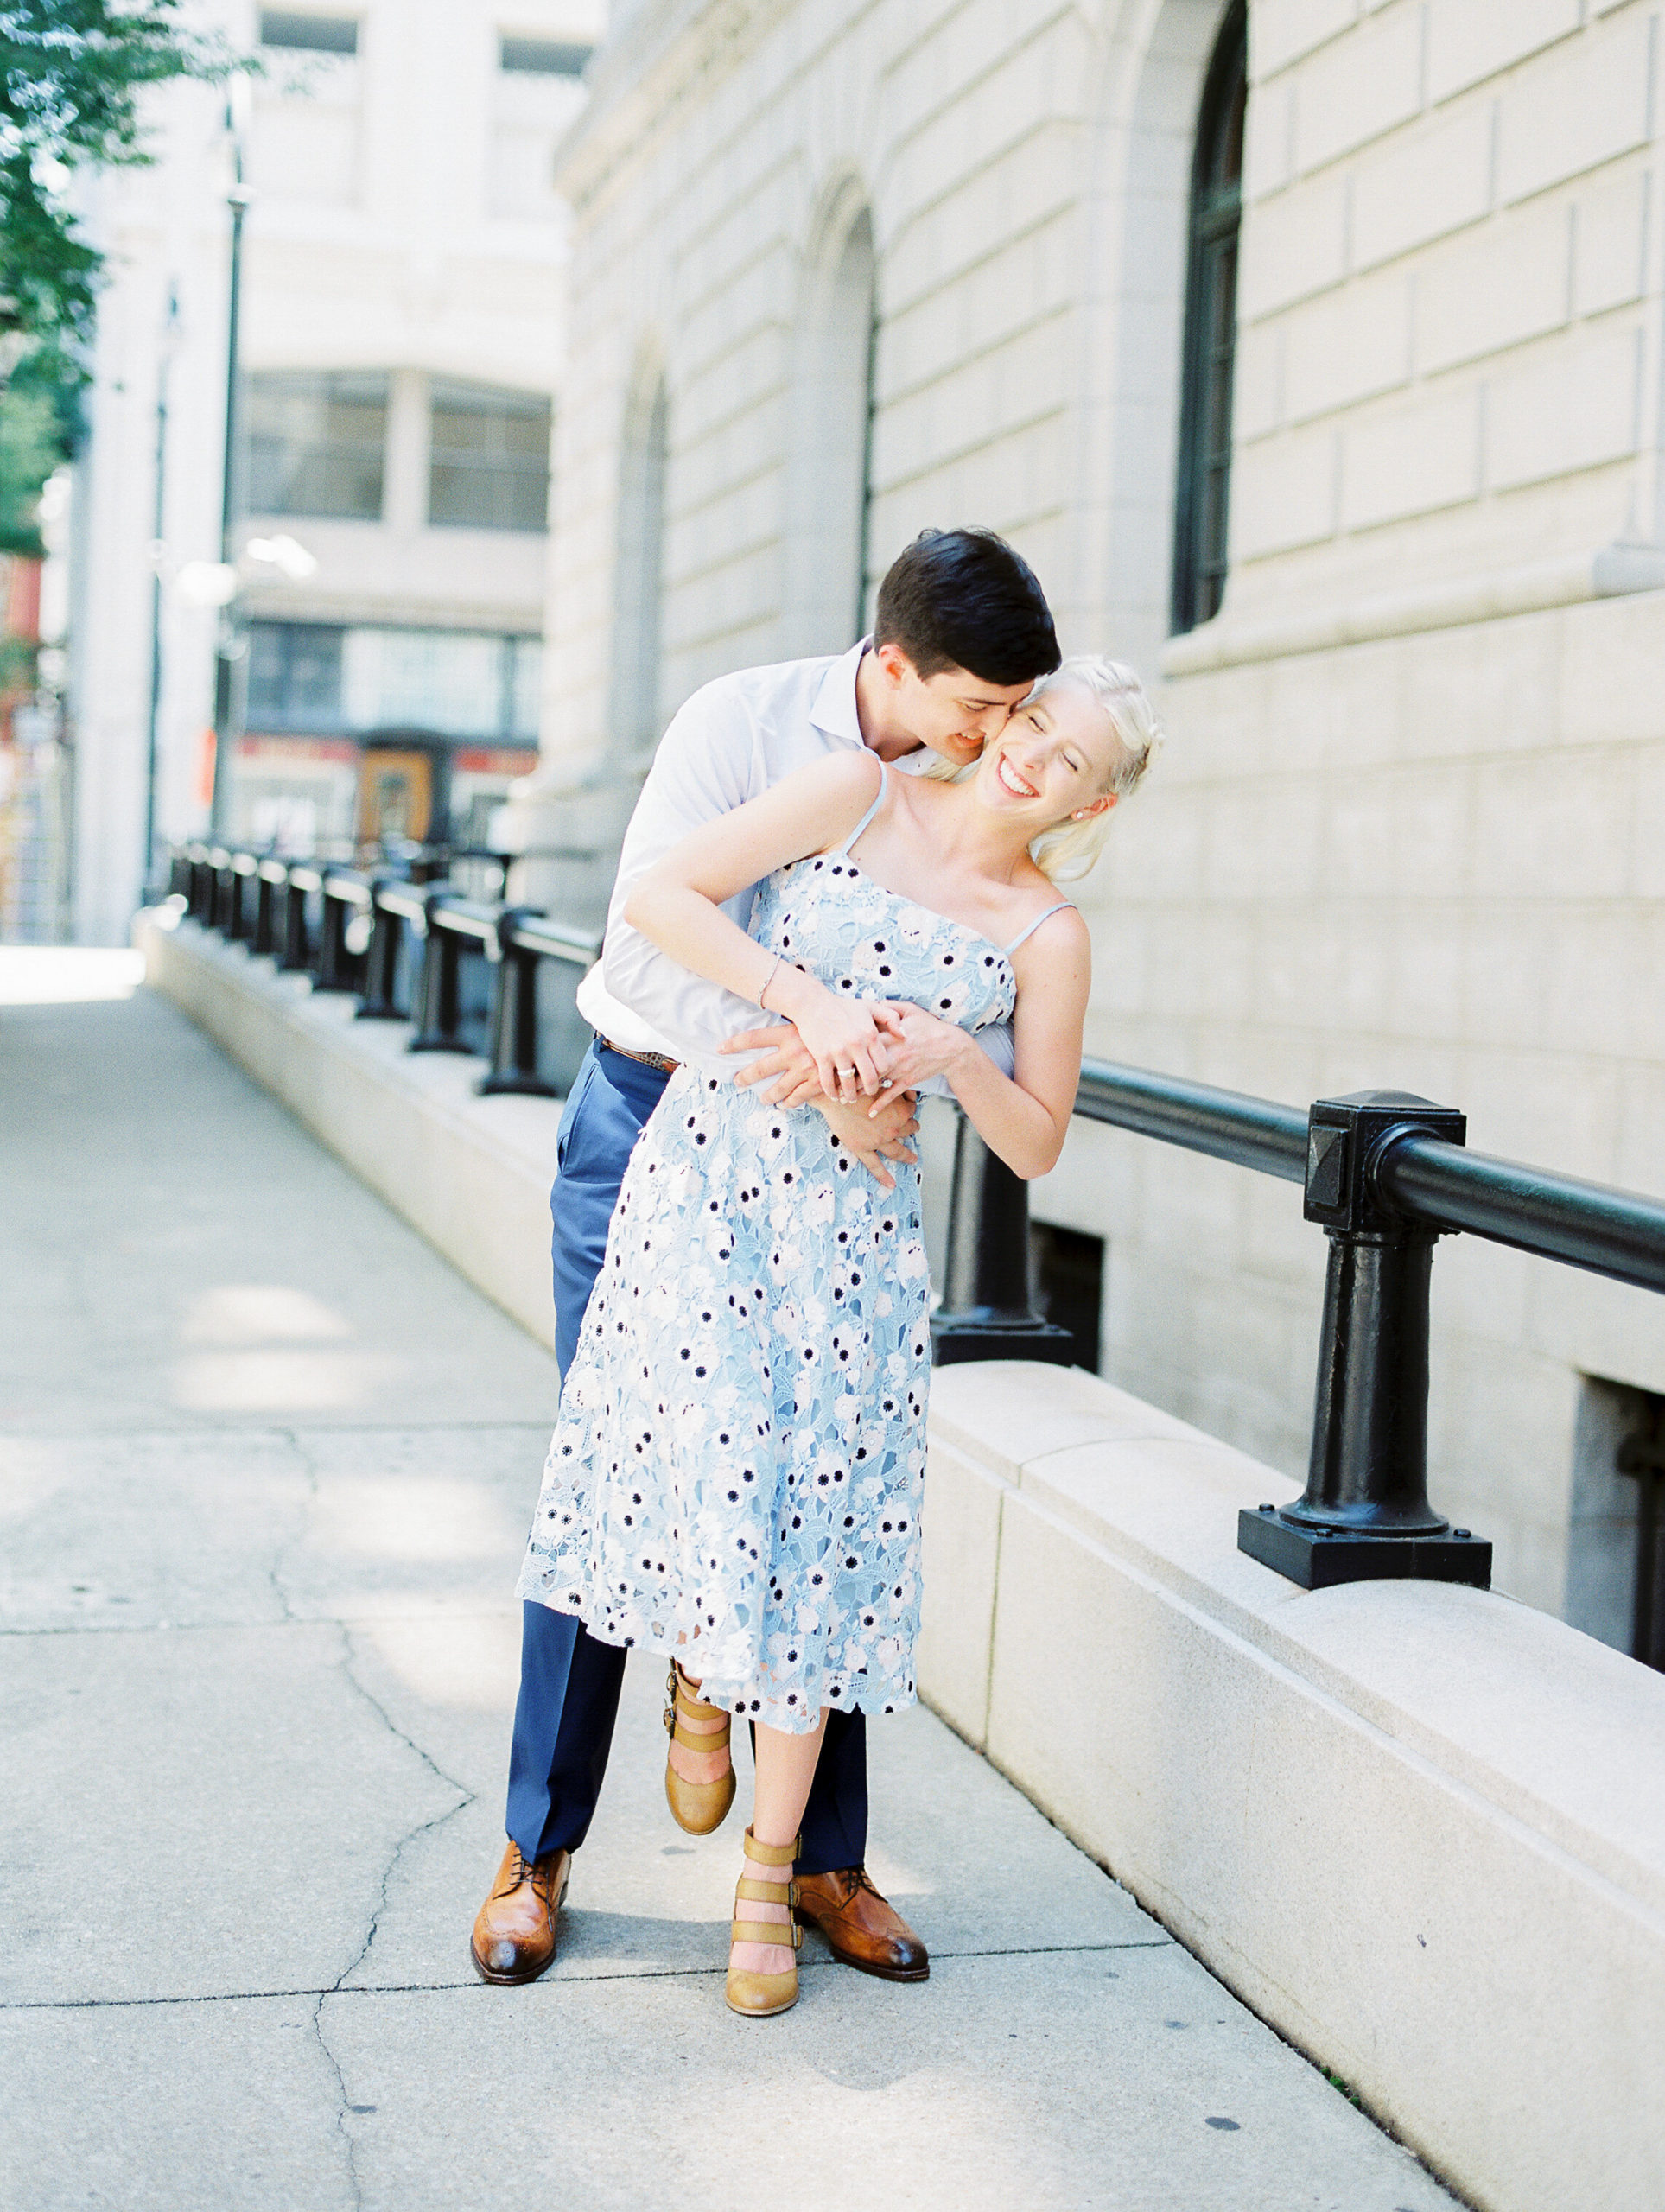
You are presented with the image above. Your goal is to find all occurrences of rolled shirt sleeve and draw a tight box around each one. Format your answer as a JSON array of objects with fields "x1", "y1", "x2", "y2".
[{"x1": 575, "y1": 671, "x2": 798, "y2": 1067}]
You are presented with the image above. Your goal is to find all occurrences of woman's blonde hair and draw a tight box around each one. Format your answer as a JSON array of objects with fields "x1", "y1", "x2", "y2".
[{"x1": 1026, "y1": 656, "x2": 1161, "y2": 883}]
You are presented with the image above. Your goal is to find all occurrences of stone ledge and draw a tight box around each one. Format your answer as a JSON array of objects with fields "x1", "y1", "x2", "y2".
[
  {"x1": 137, "y1": 911, "x2": 562, "y2": 1346},
  {"x1": 1160, "y1": 546, "x2": 1665, "y2": 673},
  {"x1": 920, "y1": 1361, "x2": 1665, "y2": 2212}
]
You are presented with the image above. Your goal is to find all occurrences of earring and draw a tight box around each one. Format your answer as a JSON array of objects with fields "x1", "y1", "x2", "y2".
[{"x1": 1072, "y1": 809, "x2": 1088, "y2": 820}]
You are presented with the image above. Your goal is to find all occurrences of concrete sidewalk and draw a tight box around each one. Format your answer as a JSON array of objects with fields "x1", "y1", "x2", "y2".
[{"x1": 0, "y1": 957, "x2": 1459, "y2": 2212}]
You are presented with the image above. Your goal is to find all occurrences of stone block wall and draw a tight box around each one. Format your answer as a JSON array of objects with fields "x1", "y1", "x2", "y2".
[
  {"x1": 1224, "y1": 0, "x2": 1661, "y2": 611},
  {"x1": 522, "y1": 0, "x2": 1665, "y2": 1630}
]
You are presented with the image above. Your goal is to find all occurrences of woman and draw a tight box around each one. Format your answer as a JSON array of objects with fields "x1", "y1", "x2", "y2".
[{"x1": 517, "y1": 656, "x2": 1159, "y2": 2016}]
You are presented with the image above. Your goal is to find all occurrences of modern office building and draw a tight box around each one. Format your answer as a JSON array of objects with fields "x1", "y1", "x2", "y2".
[{"x1": 66, "y1": 0, "x2": 601, "y2": 943}]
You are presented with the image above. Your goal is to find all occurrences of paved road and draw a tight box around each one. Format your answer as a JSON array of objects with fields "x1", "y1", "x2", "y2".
[{"x1": 0, "y1": 954, "x2": 1459, "y2": 2212}]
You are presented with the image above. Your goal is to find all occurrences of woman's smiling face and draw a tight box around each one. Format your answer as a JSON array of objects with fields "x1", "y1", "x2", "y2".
[{"x1": 974, "y1": 678, "x2": 1120, "y2": 832}]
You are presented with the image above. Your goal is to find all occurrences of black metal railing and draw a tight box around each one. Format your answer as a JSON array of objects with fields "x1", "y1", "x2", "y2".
[
  {"x1": 162, "y1": 845, "x2": 1665, "y2": 1605},
  {"x1": 168, "y1": 842, "x2": 601, "y2": 1098},
  {"x1": 951, "y1": 1060, "x2": 1665, "y2": 1598}
]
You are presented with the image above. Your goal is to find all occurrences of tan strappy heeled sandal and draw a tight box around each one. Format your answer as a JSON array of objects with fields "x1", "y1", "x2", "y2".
[
  {"x1": 726, "y1": 1826, "x2": 802, "y2": 2018},
  {"x1": 663, "y1": 1662, "x2": 737, "y2": 1835}
]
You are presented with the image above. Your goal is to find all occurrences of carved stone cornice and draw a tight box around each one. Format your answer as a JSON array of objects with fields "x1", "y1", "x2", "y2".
[{"x1": 555, "y1": 0, "x2": 793, "y2": 212}]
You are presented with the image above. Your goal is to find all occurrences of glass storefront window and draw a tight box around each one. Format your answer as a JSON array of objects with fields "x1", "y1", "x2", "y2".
[
  {"x1": 509, "y1": 636, "x2": 543, "y2": 741},
  {"x1": 246, "y1": 622, "x2": 346, "y2": 729},
  {"x1": 340, "y1": 626, "x2": 505, "y2": 737},
  {"x1": 245, "y1": 621, "x2": 540, "y2": 740}
]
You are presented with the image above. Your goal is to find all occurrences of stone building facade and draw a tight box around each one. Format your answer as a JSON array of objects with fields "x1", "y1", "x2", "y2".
[{"x1": 505, "y1": 0, "x2": 1665, "y2": 1640}]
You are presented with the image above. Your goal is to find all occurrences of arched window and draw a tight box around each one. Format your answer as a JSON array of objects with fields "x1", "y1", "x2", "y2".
[
  {"x1": 782, "y1": 192, "x2": 876, "y2": 656},
  {"x1": 1171, "y1": 1, "x2": 1246, "y2": 634},
  {"x1": 611, "y1": 365, "x2": 668, "y2": 758}
]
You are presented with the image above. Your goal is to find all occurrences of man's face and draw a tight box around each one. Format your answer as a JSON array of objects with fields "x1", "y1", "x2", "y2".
[{"x1": 882, "y1": 645, "x2": 1038, "y2": 767}]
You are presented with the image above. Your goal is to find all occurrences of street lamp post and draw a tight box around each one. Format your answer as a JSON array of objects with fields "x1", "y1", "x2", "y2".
[
  {"x1": 143, "y1": 283, "x2": 181, "y2": 899},
  {"x1": 209, "y1": 79, "x2": 252, "y2": 837}
]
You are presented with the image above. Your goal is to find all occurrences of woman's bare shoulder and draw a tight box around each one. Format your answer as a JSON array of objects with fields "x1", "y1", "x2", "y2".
[
  {"x1": 1009, "y1": 898, "x2": 1089, "y2": 969},
  {"x1": 785, "y1": 747, "x2": 885, "y2": 813}
]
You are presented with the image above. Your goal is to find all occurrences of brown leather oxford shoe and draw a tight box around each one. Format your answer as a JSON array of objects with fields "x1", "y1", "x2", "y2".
[
  {"x1": 470, "y1": 1839, "x2": 571, "y2": 1986},
  {"x1": 794, "y1": 1866, "x2": 929, "y2": 1982}
]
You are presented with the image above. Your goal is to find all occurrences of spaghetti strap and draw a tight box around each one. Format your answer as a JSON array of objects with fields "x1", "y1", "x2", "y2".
[
  {"x1": 1002, "y1": 899, "x2": 1073, "y2": 956},
  {"x1": 836, "y1": 758, "x2": 889, "y2": 855}
]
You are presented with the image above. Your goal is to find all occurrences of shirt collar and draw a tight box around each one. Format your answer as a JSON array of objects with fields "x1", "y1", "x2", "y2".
[{"x1": 809, "y1": 637, "x2": 870, "y2": 749}]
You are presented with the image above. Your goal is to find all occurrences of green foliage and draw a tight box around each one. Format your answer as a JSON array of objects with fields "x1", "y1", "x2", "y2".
[
  {"x1": 1324, "y1": 2069, "x2": 1364, "y2": 2109},
  {"x1": 0, "y1": 1, "x2": 233, "y2": 346},
  {"x1": 0, "y1": 342, "x2": 75, "y2": 553},
  {"x1": 0, "y1": 4, "x2": 242, "y2": 554},
  {"x1": 0, "y1": 378, "x2": 59, "y2": 552}
]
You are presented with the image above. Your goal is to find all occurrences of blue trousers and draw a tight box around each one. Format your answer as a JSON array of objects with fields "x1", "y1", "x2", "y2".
[{"x1": 505, "y1": 1039, "x2": 870, "y2": 1874}]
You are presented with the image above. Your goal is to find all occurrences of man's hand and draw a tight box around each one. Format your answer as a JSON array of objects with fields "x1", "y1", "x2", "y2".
[
  {"x1": 720, "y1": 1022, "x2": 824, "y2": 1109},
  {"x1": 813, "y1": 1091, "x2": 918, "y2": 1191}
]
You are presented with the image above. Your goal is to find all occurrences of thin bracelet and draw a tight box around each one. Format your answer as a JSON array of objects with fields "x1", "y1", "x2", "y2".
[{"x1": 758, "y1": 952, "x2": 782, "y2": 1010}]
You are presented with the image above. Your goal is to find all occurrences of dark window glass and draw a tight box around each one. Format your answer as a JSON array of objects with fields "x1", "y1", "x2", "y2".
[
  {"x1": 1029, "y1": 1221, "x2": 1104, "y2": 1374},
  {"x1": 428, "y1": 381, "x2": 551, "y2": 531},
  {"x1": 499, "y1": 35, "x2": 590, "y2": 75},
  {"x1": 259, "y1": 10, "x2": 358, "y2": 53},
  {"x1": 1171, "y1": 2, "x2": 1247, "y2": 635},
  {"x1": 246, "y1": 372, "x2": 386, "y2": 520},
  {"x1": 246, "y1": 624, "x2": 345, "y2": 731}
]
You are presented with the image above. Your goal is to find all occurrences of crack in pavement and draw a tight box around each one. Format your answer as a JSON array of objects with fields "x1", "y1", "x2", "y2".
[
  {"x1": 302, "y1": 1618, "x2": 482, "y2": 2212},
  {"x1": 266, "y1": 1426, "x2": 320, "y2": 1626},
  {"x1": 309, "y1": 1992, "x2": 365, "y2": 2212},
  {"x1": 327, "y1": 1622, "x2": 477, "y2": 1992},
  {"x1": 0, "y1": 1606, "x2": 516, "y2": 1638},
  {"x1": 0, "y1": 1421, "x2": 556, "y2": 1441},
  {"x1": 2, "y1": 1941, "x2": 1170, "y2": 2010}
]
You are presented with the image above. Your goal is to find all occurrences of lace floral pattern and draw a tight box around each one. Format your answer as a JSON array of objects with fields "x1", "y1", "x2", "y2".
[{"x1": 516, "y1": 851, "x2": 1016, "y2": 1732}]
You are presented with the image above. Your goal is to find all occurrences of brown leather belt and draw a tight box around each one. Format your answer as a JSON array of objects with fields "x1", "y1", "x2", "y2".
[{"x1": 598, "y1": 1035, "x2": 679, "y2": 1074}]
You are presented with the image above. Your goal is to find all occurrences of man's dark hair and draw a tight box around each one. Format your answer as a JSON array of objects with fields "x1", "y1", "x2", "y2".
[{"x1": 873, "y1": 528, "x2": 1060, "y2": 686}]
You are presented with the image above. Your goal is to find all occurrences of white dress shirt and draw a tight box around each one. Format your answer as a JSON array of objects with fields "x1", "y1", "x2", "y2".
[{"x1": 575, "y1": 639, "x2": 1015, "y2": 1084}]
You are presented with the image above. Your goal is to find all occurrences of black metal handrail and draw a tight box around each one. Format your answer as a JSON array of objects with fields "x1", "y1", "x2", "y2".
[
  {"x1": 1074, "y1": 1058, "x2": 1307, "y2": 1181},
  {"x1": 1063, "y1": 1056, "x2": 1665, "y2": 1297},
  {"x1": 162, "y1": 842, "x2": 1665, "y2": 1606},
  {"x1": 1376, "y1": 1137, "x2": 1665, "y2": 1295}
]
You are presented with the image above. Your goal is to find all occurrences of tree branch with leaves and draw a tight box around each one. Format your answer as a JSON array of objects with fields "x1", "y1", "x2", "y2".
[{"x1": 0, "y1": 1, "x2": 243, "y2": 552}]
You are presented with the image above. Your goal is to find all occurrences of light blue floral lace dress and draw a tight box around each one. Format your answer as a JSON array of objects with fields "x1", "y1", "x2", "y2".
[{"x1": 516, "y1": 771, "x2": 1058, "y2": 1732}]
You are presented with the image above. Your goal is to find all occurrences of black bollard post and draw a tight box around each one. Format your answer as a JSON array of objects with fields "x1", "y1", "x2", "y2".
[
  {"x1": 209, "y1": 848, "x2": 232, "y2": 931},
  {"x1": 409, "y1": 894, "x2": 470, "y2": 1052},
  {"x1": 279, "y1": 865, "x2": 317, "y2": 973},
  {"x1": 1238, "y1": 1090, "x2": 1491, "y2": 1590},
  {"x1": 226, "y1": 854, "x2": 257, "y2": 941},
  {"x1": 480, "y1": 908, "x2": 558, "y2": 1096},
  {"x1": 930, "y1": 1108, "x2": 1073, "y2": 1365},
  {"x1": 355, "y1": 880, "x2": 406, "y2": 1020},
  {"x1": 252, "y1": 861, "x2": 283, "y2": 957},
  {"x1": 314, "y1": 879, "x2": 362, "y2": 994}
]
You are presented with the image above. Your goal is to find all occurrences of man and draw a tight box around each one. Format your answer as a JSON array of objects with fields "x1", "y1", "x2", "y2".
[{"x1": 471, "y1": 527, "x2": 1060, "y2": 1987}]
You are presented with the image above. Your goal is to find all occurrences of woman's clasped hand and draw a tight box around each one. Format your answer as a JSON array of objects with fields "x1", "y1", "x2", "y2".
[{"x1": 759, "y1": 962, "x2": 912, "y2": 1100}]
